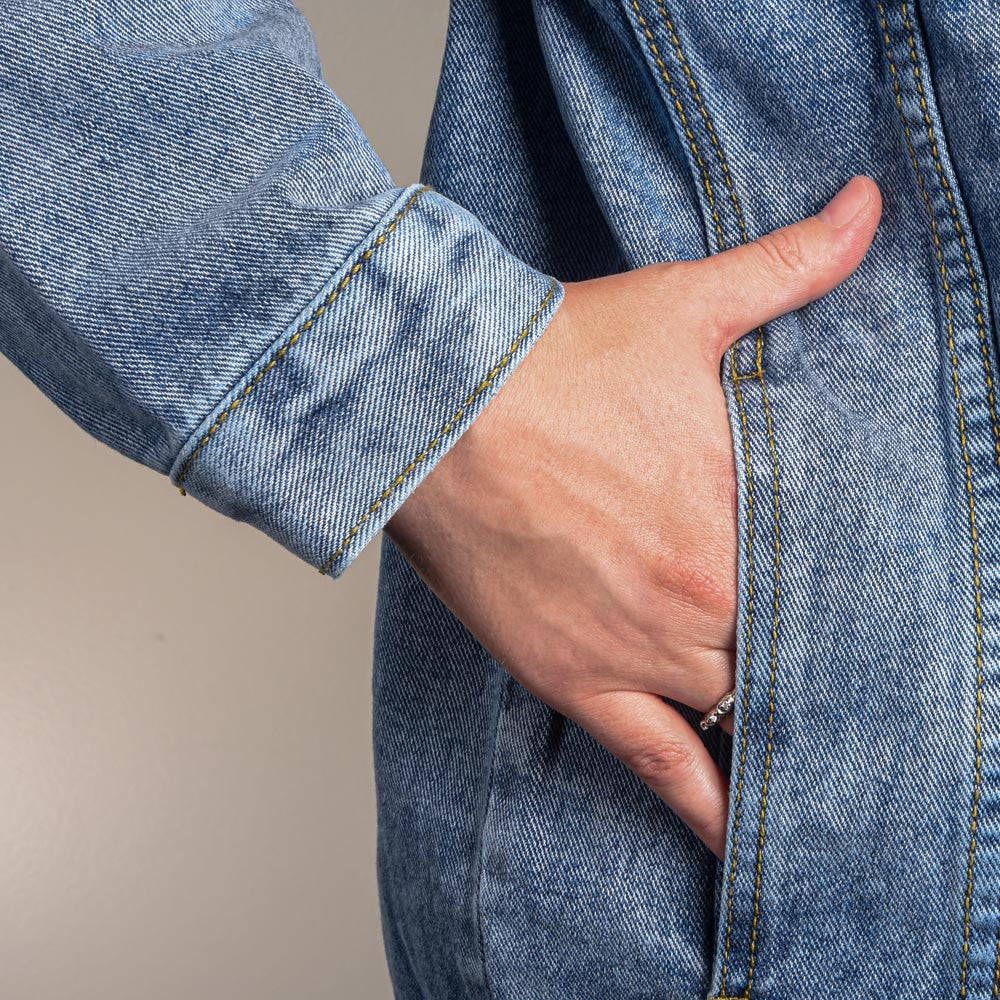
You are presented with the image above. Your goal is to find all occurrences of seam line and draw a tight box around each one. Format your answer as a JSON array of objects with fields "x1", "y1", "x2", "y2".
[
  {"x1": 318, "y1": 276, "x2": 559, "y2": 574},
  {"x1": 897, "y1": 5, "x2": 999, "y2": 992},
  {"x1": 748, "y1": 347, "x2": 782, "y2": 1000},
  {"x1": 898, "y1": 7, "x2": 1000, "y2": 471},
  {"x1": 653, "y1": 4, "x2": 781, "y2": 996},
  {"x1": 652, "y1": 6, "x2": 766, "y2": 994},
  {"x1": 174, "y1": 185, "x2": 432, "y2": 493},
  {"x1": 653, "y1": 2, "x2": 766, "y2": 384},
  {"x1": 631, "y1": 1, "x2": 727, "y2": 256},
  {"x1": 877, "y1": 6, "x2": 987, "y2": 997},
  {"x1": 634, "y1": 3, "x2": 777, "y2": 996}
]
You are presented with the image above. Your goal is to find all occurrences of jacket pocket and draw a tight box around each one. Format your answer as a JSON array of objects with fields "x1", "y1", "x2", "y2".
[{"x1": 707, "y1": 341, "x2": 782, "y2": 1000}]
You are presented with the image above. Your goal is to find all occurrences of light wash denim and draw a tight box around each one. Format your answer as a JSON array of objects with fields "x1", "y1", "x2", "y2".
[{"x1": 3, "y1": 1, "x2": 1000, "y2": 997}]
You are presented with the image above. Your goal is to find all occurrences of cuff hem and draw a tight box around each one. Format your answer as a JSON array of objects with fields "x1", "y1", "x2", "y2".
[
  {"x1": 168, "y1": 183, "x2": 565, "y2": 577},
  {"x1": 318, "y1": 273, "x2": 559, "y2": 575}
]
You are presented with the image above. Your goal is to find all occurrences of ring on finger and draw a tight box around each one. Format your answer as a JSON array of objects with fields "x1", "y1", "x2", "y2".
[{"x1": 699, "y1": 687, "x2": 736, "y2": 731}]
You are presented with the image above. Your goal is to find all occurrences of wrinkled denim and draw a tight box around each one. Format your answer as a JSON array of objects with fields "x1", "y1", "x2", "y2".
[{"x1": 3, "y1": 0, "x2": 1000, "y2": 997}]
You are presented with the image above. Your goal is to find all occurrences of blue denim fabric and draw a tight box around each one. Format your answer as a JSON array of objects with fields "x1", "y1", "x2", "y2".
[
  {"x1": 5, "y1": 1, "x2": 1000, "y2": 997},
  {"x1": 0, "y1": 1, "x2": 562, "y2": 573}
]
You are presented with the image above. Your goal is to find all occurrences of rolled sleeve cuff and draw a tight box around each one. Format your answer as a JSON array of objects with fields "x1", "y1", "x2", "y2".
[{"x1": 168, "y1": 183, "x2": 564, "y2": 577}]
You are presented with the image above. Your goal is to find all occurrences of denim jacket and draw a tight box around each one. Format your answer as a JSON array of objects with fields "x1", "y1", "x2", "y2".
[{"x1": 5, "y1": 2, "x2": 1000, "y2": 998}]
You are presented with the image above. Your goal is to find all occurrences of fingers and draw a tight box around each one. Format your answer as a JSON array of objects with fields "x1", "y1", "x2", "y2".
[
  {"x1": 572, "y1": 689, "x2": 729, "y2": 858},
  {"x1": 609, "y1": 643, "x2": 736, "y2": 729},
  {"x1": 690, "y1": 174, "x2": 882, "y2": 358}
]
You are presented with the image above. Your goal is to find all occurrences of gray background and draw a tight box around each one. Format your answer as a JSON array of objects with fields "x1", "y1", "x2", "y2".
[{"x1": 0, "y1": 2, "x2": 449, "y2": 996}]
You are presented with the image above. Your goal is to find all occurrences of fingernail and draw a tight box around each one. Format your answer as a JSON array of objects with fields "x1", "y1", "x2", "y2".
[{"x1": 817, "y1": 176, "x2": 871, "y2": 228}]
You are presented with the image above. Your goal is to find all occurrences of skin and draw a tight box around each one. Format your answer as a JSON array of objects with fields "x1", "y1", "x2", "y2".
[{"x1": 385, "y1": 174, "x2": 883, "y2": 859}]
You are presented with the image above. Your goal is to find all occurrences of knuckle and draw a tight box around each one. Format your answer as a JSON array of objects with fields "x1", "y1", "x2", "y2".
[
  {"x1": 754, "y1": 225, "x2": 809, "y2": 277},
  {"x1": 645, "y1": 546, "x2": 735, "y2": 621},
  {"x1": 627, "y1": 738, "x2": 700, "y2": 788}
]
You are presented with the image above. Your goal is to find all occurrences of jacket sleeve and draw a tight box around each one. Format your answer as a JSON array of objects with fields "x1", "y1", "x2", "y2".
[{"x1": 0, "y1": 1, "x2": 563, "y2": 577}]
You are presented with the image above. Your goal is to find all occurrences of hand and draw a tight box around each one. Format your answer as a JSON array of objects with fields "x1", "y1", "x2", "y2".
[{"x1": 385, "y1": 175, "x2": 882, "y2": 858}]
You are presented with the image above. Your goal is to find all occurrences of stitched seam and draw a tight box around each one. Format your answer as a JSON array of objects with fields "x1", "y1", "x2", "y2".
[
  {"x1": 898, "y1": 5, "x2": 997, "y2": 992},
  {"x1": 634, "y1": 4, "x2": 773, "y2": 996},
  {"x1": 631, "y1": 1, "x2": 727, "y2": 256},
  {"x1": 318, "y1": 276, "x2": 559, "y2": 574},
  {"x1": 899, "y1": 8, "x2": 1000, "y2": 471},
  {"x1": 897, "y1": 7, "x2": 1000, "y2": 993},
  {"x1": 652, "y1": 6, "x2": 773, "y2": 994},
  {"x1": 174, "y1": 185, "x2": 432, "y2": 493},
  {"x1": 900, "y1": 5, "x2": 991, "y2": 995},
  {"x1": 747, "y1": 358, "x2": 781, "y2": 1000},
  {"x1": 719, "y1": 343, "x2": 757, "y2": 998},
  {"x1": 655, "y1": 1, "x2": 766, "y2": 387},
  {"x1": 653, "y1": 4, "x2": 782, "y2": 996},
  {"x1": 656, "y1": 3, "x2": 743, "y2": 232},
  {"x1": 877, "y1": 7, "x2": 986, "y2": 997}
]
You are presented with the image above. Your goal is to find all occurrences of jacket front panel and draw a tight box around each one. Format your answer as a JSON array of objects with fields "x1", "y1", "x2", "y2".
[
  {"x1": 373, "y1": 2, "x2": 1000, "y2": 998},
  {"x1": 3, "y1": 1, "x2": 1000, "y2": 997}
]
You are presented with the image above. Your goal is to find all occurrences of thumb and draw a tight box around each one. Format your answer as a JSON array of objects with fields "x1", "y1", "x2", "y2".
[{"x1": 693, "y1": 174, "x2": 882, "y2": 357}]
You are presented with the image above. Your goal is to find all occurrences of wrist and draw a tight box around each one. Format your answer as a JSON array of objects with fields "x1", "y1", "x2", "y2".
[{"x1": 385, "y1": 283, "x2": 575, "y2": 556}]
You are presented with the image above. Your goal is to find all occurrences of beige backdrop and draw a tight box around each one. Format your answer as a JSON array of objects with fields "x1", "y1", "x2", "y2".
[{"x1": 0, "y1": 3, "x2": 450, "y2": 997}]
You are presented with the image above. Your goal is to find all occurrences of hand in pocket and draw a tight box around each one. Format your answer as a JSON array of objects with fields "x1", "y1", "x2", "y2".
[{"x1": 386, "y1": 175, "x2": 881, "y2": 858}]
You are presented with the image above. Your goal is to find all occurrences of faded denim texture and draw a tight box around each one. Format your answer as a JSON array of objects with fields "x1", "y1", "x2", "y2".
[{"x1": 4, "y1": 1, "x2": 1000, "y2": 998}]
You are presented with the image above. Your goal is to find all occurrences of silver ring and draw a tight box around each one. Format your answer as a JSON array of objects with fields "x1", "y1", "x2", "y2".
[{"x1": 699, "y1": 688, "x2": 737, "y2": 731}]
